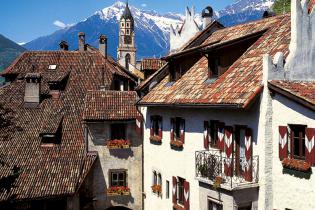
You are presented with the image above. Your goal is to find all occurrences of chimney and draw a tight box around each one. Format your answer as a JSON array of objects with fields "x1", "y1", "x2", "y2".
[
  {"x1": 99, "y1": 35, "x2": 108, "y2": 58},
  {"x1": 24, "y1": 73, "x2": 41, "y2": 105},
  {"x1": 202, "y1": 6, "x2": 214, "y2": 30},
  {"x1": 78, "y1": 32, "x2": 86, "y2": 51},
  {"x1": 59, "y1": 40, "x2": 69, "y2": 51}
]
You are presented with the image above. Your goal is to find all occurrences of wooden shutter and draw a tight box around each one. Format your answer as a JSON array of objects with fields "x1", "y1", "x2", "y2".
[
  {"x1": 244, "y1": 128, "x2": 253, "y2": 182},
  {"x1": 217, "y1": 123, "x2": 225, "y2": 151},
  {"x1": 204, "y1": 121, "x2": 209, "y2": 149},
  {"x1": 183, "y1": 181, "x2": 190, "y2": 210},
  {"x1": 180, "y1": 118, "x2": 185, "y2": 143},
  {"x1": 172, "y1": 176, "x2": 177, "y2": 204},
  {"x1": 158, "y1": 116, "x2": 163, "y2": 138},
  {"x1": 224, "y1": 126, "x2": 233, "y2": 177},
  {"x1": 150, "y1": 116, "x2": 154, "y2": 136},
  {"x1": 136, "y1": 115, "x2": 142, "y2": 135},
  {"x1": 305, "y1": 128, "x2": 315, "y2": 166},
  {"x1": 170, "y1": 118, "x2": 175, "y2": 141},
  {"x1": 279, "y1": 126, "x2": 288, "y2": 160}
]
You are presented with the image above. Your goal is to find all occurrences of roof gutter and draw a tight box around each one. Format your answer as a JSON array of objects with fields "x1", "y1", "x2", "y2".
[{"x1": 136, "y1": 102, "x2": 244, "y2": 109}]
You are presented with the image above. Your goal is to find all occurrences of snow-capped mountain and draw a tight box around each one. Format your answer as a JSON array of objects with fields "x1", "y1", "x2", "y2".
[{"x1": 24, "y1": 0, "x2": 275, "y2": 58}]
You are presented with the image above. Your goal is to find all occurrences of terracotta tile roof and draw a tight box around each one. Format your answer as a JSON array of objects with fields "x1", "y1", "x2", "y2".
[
  {"x1": 138, "y1": 15, "x2": 291, "y2": 108},
  {"x1": 268, "y1": 80, "x2": 315, "y2": 110},
  {"x1": 140, "y1": 59, "x2": 166, "y2": 71},
  {"x1": 0, "y1": 50, "x2": 134, "y2": 201},
  {"x1": 83, "y1": 90, "x2": 141, "y2": 121}
]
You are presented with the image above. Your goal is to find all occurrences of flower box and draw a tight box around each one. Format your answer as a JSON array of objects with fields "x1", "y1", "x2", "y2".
[
  {"x1": 107, "y1": 186, "x2": 130, "y2": 196},
  {"x1": 170, "y1": 140, "x2": 183, "y2": 149},
  {"x1": 282, "y1": 158, "x2": 311, "y2": 173},
  {"x1": 106, "y1": 139, "x2": 131, "y2": 149},
  {"x1": 151, "y1": 184, "x2": 162, "y2": 194},
  {"x1": 173, "y1": 204, "x2": 185, "y2": 210},
  {"x1": 150, "y1": 135, "x2": 162, "y2": 143}
]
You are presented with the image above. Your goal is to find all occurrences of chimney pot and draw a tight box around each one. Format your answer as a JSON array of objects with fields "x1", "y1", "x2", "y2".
[
  {"x1": 78, "y1": 32, "x2": 86, "y2": 51},
  {"x1": 99, "y1": 35, "x2": 108, "y2": 58},
  {"x1": 59, "y1": 41, "x2": 69, "y2": 51}
]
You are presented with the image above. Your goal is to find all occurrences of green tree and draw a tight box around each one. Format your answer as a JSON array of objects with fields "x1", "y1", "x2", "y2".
[{"x1": 272, "y1": 0, "x2": 291, "y2": 15}]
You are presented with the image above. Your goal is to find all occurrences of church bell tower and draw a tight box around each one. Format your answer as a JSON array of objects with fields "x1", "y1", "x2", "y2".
[{"x1": 117, "y1": 2, "x2": 136, "y2": 71}]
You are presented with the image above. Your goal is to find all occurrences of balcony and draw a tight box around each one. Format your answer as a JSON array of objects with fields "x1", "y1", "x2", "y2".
[{"x1": 195, "y1": 149, "x2": 259, "y2": 190}]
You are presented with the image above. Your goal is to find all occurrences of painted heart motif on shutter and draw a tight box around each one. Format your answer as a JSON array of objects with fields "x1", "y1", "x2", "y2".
[
  {"x1": 279, "y1": 133, "x2": 287, "y2": 149},
  {"x1": 218, "y1": 129, "x2": 224, "y2": 142},
  {"x1": 184, "y1": 189, "x2": 189, "y2": 201},
  {"x1": 204, "y1": 129, "x2": 207, "y2": 138},
  {"x1": 245, "y1": 135, "x2": 251, "y2": 151},
  {"x1": 245, "y1": 158, "x2": 251, "y2": 171},
  {"x1": 225, "y1": 134, "x2": 232, "y2": 148},
  {"x1": 305, "y1": 136, "x2": 315, "y2": 153}
]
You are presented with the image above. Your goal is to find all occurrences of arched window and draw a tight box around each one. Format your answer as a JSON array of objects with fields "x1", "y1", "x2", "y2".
[{"x1": 125, "y1": 54, "x2": 131, "y2": 70}]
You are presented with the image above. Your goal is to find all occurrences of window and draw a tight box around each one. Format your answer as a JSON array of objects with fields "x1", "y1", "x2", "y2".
[
  {"x1": 111, "y1": 123, "x2": 126, "y2": 140},
  {"x1": 174, "y1": 118, "x2": 182, "y2": 140},
  {"x1": 121, "y1": 22, "x2": 124, "y2": 27},
  {"x1": 110, "y1": 170, "x2": 127, "y2": 187},
  {"x1": 151, "y1": 115, "x2": 162, "y2": 137},
  {"x1": 177, "y1": 177, "x2": 185, "y2": 205},
  {"x1": 153, "y1": 171, "x2": 157, "y2": 185},
  {"x1": 290, "y1": 125, "x2": 306, "y2": 160},
  {"x1": 158, "y1": 173, "x2": 162, "y2": 186},
  {"x1": 125, "y1": 53, "x2": 131, "y2": 69},
  {"x1": 169, "y1": 63, "x2": 182, "y2": 82},
  {"x1": 166, "y1": 180, "x2": 170, "y2": 199},
  {"x1": 124, "y1": 35, "x2": 132, "y2": 45},
  {"x1": 48, "y1": 64, "x2": 57, "y2": 70},
  {"x1": 126, "y1": 29, "x2": 130, "y2": 35},
  {"x1": 208, "y1": 56, "x2": 219, "y2": 78},
  {"x1": 208, "y1": 200, "x2": 223, "y2": 210},
  {"x1": 126, "y1": 22, "x2": 129, "y2": 27},
  {"x1": 210, "y1": 121, "x2": 219, "y2": 148}
]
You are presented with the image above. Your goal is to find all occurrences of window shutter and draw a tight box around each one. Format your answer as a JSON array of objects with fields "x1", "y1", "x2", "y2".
[
  {"x1": 244, "y1": 128, "x2": 253, "y2": 182},
  {"x1": 150, "y1": 116, "x2": 154, "y2": 136},
  {"x1": 305, "y1": 128, "x2": 315, "y2": 166},
  {"x1": 170, "y1": 118, "x2": 175, "y2": 141},
  {"x1": 183, "y1": 181, "x2": 190, "y2": 210},
  {"x1": 278, "y1": 126, "x2": 288, "y2": 160},
  {"x1": 224, "y1": 126, "x2": 233, "y2": 177},
  {"x1": 172, "y1": 176, "x2": 177, "y2": 204},
  {"x1": 204, "y1": 121, "x2": 209, "y2": 149},
  {"x1": 217, "y1": 123, "x2": 225, "y2": 151},
  {"x1": 136, "y1": 115, "x2": 142, "y2": 135},
  {"x1": 158, "y1": 116, "x2": 163, "y2": 138},
  {"x1": 180, "y1": 118, "x2": 185, "y2": 143}
]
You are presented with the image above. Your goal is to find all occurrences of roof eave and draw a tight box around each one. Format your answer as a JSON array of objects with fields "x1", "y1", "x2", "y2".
[{"x1": 136, "y1": 102, "x2": 244, "y2": 109}]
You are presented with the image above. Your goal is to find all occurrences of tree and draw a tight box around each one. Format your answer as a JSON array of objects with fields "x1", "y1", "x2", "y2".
[{"x1": 272, "y1": 0, "x2": 291, "y2": 15}]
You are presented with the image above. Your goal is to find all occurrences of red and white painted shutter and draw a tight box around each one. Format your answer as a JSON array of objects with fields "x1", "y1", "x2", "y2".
[
  {"x1": 172, "y1": 176, "x2": 177, "y2": 204},
  {"x1": 204, "y1": 121, "x2": 209, "y2": 149},
  {"x1": 170, "y1": 118, "x2": 175, "y2": 141},
  {"x1": 278, "y1": 126, "x2": 288, "y2": 160},
  {"x1": 150, "y1": 116, "x2": 154, "y2": 136},
  {"x1": 183, "y1": 181, "x2": 190, "y2": 210},
  {"x1": 136, "y1": 115, "x2": 143, "y2": 135},
  {"x1": 244, "y1": 128, "x2": 253, "y2": 182},
  {"x1": 224, "y1": 126, "x2": 233, "y2": 177},
  {"x1": 158, "y1": 116, "x2": 163, "y2": 138},
  {"x1": 180, "y1": 118, "x2": 185, "y2": 143},
  {"x1": 217, "y1": 124, "x2": 225, "y2": 151},
  {"x1": 305, "y1": 128, "x2": 315, "y2": 166}
]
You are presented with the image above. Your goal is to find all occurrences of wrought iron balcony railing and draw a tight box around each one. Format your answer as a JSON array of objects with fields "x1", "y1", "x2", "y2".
[{"x1": 195, "y1": 149, "x2": 259, "y2": 190}]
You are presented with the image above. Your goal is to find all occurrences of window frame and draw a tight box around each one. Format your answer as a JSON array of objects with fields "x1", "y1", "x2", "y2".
[
  {"x1": 289, "y1": 124, "x2": 306, "y2": 160},
  {"x1": 177, "y1": 177, "x2": 185, "y2": 205},
  {"x1": 208, "y1": 200, "x2": 223, "y2": 210},
  {"x1": 151, "y1": 115, "x2": 162, "y2": 137},
  {"x1": 109, "y1": 170, "x2": 127, "y2": 187},
  {"x1": 208, "y1": 56, "x2": 219, "y2": 78}
]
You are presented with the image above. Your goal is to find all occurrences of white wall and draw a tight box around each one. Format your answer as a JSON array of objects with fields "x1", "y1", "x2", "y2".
[
  {"x1": 271, "y1": 94, "x2": 315, "y2": 210},
  {"x1": 141, "y1": 103, "x2": 261, "y2": 210}
]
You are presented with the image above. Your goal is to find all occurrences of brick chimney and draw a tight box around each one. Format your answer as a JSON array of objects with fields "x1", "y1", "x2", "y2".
[
  {"x1": 24, "y1": 73, "x2": 41, "y2": 104},
  {"x1": 59, "y1": 40, "x2": 69, "y2": 51},
  {"x1": 78, "y1": 32, "x2": 86, "y2": 51},
  {"x1": 99, "y1": 35, "x2": 108, "y2": 58}
]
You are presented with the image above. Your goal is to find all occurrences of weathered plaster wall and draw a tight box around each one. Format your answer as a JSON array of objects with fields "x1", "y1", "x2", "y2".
[
  {"x1": 87, "y1": 121, "x2": 142, "y2": 210},
  {"x1": 141, "y1": 104, "x2": 261, "y2": 210}
]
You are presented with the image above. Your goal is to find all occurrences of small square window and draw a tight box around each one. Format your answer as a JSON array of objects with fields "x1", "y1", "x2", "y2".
[
  {"x1": 111, "y1": 123, "x2": 126, "y2": 140},
  {"x1": 48, "y1": 65, "x2": 57, "y2": 70},
  {"x1": 110, "y1": 170, "x2": 127, "y2": 187},
  {"x1": 289, "y1": 124, "x2": 306, "y2": 160}
]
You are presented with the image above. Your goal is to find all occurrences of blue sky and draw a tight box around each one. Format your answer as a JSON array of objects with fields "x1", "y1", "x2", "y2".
[{"x1": 0, "y1": 0, "x2": 234, "y2": 44}]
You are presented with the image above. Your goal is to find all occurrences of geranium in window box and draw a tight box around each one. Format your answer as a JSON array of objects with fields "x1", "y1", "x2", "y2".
[
  {"x1": 150, "y1": 135, "x2": 162, "y2": 143},
  {"x1": 151, "y1": 184, "x2": 162, "y2": 194},
  {"x1": 107, "y1": 186, "x2": 130, "y2": 196},
  {"x1": 170, "y1": 140, "x2": 183, "y2": 149},
  {"x1": 173, "y1": 204, "x2": 185, "y2": 210},
  {"x1": 106, "y1": 139, "x2": 131, "y2": 149},
  {"x1": 282, "y1": 158, "x2": 311, "y2": 173},
  {"x1": 213, "y1": 176, "x2": 222, "y2": 190}
]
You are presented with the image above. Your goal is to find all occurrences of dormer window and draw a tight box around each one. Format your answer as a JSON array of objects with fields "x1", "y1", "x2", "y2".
[
  {"x1": 208, "y1": 56, "x2": 219, "y2": 78},
  {"x1": 40, "y1": 115, "x2": 63, "y2": 147},
  {"x1": 48, "y1": 65, "x2": 57, "y2": 70},
  {"x1": 169, "y1": 63, "x2": 182, "y2": 82}
]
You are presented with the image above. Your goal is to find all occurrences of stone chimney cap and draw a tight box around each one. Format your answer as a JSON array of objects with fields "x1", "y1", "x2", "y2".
[
  {"x1": 59, "y1": 40, "x2": 69, "y2": 50},
  {"x1": 202, "y1": 6, "x2": 213, "y2": 18}
]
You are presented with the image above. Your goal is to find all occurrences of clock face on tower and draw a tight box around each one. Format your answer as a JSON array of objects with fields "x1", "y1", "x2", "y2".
[{"x1": 124, "y1": 36, "x2": 132, "y2": 45}]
